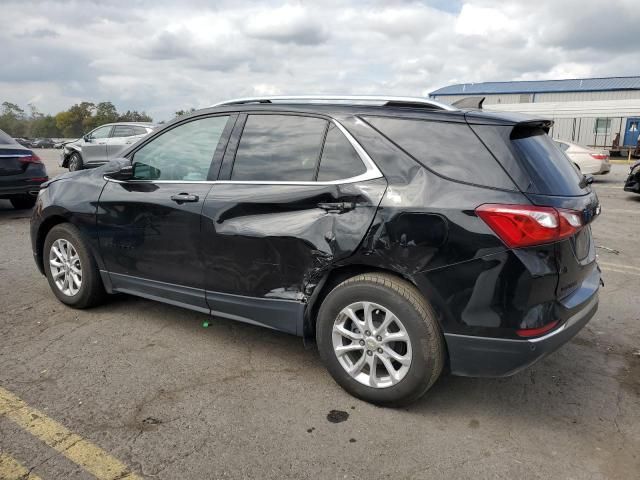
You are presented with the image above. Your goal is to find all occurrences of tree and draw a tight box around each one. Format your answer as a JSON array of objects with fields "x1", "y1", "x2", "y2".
[
  {"x1": 55, "y1": 102, "x2": 95, "y2": 137},
  {"x1": 118, "y1": 110, "x2": 153, "y2": 122},
  {"x1": 0, "y1": 102, "x2": 27, "y2": 137},
  {"x1": 175, "y1": 108, "x2": 196, "y2": 117},
  {"x1": 30, "y1": 115, "x2": 61, "y2": 138},
  {"x1": 91, "y1": 102, "x2": 119, "y2": 129}
]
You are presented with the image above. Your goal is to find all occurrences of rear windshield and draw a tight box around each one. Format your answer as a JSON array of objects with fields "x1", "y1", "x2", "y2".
[
  {"x1": 0, "y1": 129, "x2": 16, "y2": 145},
  {"x1": 511, "y1": 128, "x2": 587, "y2": 196}
]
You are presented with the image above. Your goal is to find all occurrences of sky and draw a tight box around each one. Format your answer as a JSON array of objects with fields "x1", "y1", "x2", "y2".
[{"x1": 1, "y1": 0, "x2": 639, "y2": 122}]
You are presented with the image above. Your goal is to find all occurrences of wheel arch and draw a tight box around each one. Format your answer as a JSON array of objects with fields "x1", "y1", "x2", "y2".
[
  {"x1": 302, "y1": 264, "x2": 432, "y2": 342},
  {"x1": 34, "y1": 215, "x2": 68, "y2": 274},
  {"x1": 62, "y1": 148, "x2": 82, "y2": 168}
]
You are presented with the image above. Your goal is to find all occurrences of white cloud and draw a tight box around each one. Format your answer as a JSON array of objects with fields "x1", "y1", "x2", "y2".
[{"x1": 0, "y1": 0, "x2": 638, "y2": 122}]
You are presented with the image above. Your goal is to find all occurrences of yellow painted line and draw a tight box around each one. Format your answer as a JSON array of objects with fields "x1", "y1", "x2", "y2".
[
  {"x1": 0, "y1": 387, "x2": 141, "y2": 480},
  {"x1": 0, "y1": 453, "x2": 42, "y2": 480}
]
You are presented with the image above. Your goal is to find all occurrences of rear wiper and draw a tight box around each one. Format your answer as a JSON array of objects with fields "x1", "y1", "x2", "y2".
[{"x1": 579, "y1": 174, "x2": 594, "y2": 189}]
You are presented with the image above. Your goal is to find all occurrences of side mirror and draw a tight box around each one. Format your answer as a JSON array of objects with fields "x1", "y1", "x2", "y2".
[
  {"x1": 104, "y1": 158, "x2": 133, "y2": 181},
  {"x1": 83, "y1": 134, "x2": 91, "y2": 142}
]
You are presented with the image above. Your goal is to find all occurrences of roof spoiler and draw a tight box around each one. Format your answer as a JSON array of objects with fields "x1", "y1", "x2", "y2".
[{"x1": 452, "y1": 96, "x2": 485, "y2": 109}]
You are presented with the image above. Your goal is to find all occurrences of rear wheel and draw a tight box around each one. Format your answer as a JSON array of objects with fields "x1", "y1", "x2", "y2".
[
  {"x1": 43, "y1": 224, "x2": 106, "y2": 308},
  {"x1": 68, "y1": 152, "x2": 83, "y2": 171},
  {"x1": 10, "y1": 196, "x2": 36, "y2": 209},
  {"x1": 316, "y1": 273, "x2": 445, "y2": 406}
]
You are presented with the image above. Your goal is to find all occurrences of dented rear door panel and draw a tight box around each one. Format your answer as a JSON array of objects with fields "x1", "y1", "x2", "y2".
[{"x1": 200, "y1": 179, "x2": 387, "y2": 332}]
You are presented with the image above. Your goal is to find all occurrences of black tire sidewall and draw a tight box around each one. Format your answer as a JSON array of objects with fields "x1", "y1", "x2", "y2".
[
  {"x1": 69, "y1": 153, "x2": 82, "y2": 171},
  {"x1": 317, "y1": 279, "x2": 441, "y2": 406},
  {"x1": 43, "y1": 224, "x2": 100, "y2": 308}
]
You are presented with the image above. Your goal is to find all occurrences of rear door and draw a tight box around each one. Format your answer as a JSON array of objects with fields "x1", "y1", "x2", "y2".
[
  {"x1": 106, "y1": 124, "x2": 134, "y2": 159},
  {"x1": 97, "y1": 114, "x2": 235, "y2": 312},
  {"x1": 200, "y1": 113, "x2": 387, "y2": 334}
]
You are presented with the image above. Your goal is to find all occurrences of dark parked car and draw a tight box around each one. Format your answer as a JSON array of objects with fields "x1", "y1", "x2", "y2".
[
  {"x1": 29, "y1": 138, "x2": 56, "y2": 149},
  {"x1": 624, "y1": 160, "x2": 640, "y2": 194},
  {"x1": 30, "y1": 96, "x2": 601, "y2": 405},
  {"x1": 0, "y1": 129, "x2": 48, "y2": 209}
]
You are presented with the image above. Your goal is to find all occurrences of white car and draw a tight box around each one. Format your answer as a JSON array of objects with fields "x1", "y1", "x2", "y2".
[{"x1": 554, "y1": 140, "x2": 611, "y2": 175}]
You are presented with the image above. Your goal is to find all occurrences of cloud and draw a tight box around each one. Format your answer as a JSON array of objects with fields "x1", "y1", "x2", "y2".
[{"x1": 0, "y1": 0, "x2": 638, "y2": 122}]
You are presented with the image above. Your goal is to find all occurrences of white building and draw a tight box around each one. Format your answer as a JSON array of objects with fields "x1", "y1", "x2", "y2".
[{"x1": 430, "y1": 76, "x2": 640, "y2": 152}]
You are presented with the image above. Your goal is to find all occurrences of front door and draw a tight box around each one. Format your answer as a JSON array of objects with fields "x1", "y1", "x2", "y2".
[
  {"x1": 97, "y1": 114, "x2": 234, "y2": 312},
  {"x1": 200, "y1": 113, "x2": 387, "y2": 334},
  {"x1": 82, "y1": 125, "x2": 112, "y2": 165},
  {"x1": 624, "y1": 118, "x2": 640, "y2": 146}
]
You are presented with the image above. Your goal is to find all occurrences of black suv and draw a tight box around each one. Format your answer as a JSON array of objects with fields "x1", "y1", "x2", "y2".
[{"x1": 30, "y1": 96, "x2": 600, "y2": 406}]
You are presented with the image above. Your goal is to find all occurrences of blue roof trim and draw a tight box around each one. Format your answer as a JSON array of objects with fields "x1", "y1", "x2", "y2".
[{"x1": 430, "y1": 76, "x2": 640, "y2": 96}]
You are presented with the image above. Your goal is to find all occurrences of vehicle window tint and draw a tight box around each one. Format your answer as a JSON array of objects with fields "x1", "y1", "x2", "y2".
[
  {"x1": 132, "y1": 116, "x2": 229, "y2": 181},
  {"x1": 231, "y1": 115, "x2": 327, "y2": 181},
  {"x1": 554, "y1": 141, "x2": 569, "y2": 152},
  {"x1": 132, "y1": 126, "x2": 148, "y2": 136},
  {"x1": 511, "y1": 128, "x2": 586, "y2": 196},
  {"x1": 364, "y1": 116, "x2": 516, "y2": 190},
  {"x1": 91, "y1": 126, "x2": 112, "y2": 139},
  {"x1": 317, "y1": 124, "x2": 366, "y2": 181},
  {"x1": 112, "y1": 125, "x2": 134, "y2": 138}
]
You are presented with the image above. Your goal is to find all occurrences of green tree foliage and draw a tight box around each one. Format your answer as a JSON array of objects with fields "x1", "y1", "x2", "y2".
[
  {"x1": 0, "y1": 102, "x2": 27, "y2": 137},
  {"x1": 0, "y1": 101, "x2": 154, "y2": 138}
]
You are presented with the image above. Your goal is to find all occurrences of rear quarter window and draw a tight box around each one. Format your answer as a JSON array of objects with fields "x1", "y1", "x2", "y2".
[{"x1": 364, "y1": 116, "x2": 516, "y2": 190}]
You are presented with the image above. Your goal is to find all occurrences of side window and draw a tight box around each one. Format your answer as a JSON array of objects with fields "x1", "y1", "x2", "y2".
[
  {"x1": 231, "y1": 115, "x2": 327, "y2": 181},
  {"x1": 90, "y1": 126, "x2": 112, "y2": 139},
  {"x1": 132, "y1": 116, "x2": 229, "y2": 181},
  {"x1": 112, "y1": 125, "x2": 134, "y2": 138},
  {"x1": 132, "y1": 126, "x2": 149, "y2": 136},
  {"x1": 365, "y1": 116, "x2": 516, "y2": 190},
  {"x1": 317, "y1": 124, "x2": 366, "y2": 181}
]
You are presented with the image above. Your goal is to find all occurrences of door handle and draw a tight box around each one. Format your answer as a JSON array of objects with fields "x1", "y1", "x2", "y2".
[
  {"x1": 98, "y1": 142, "x2": 107, "y2": 145},
  {"x1": 171, "y1": 193, "x2": 199, "y2": 204},
  {"x1": 317, "y1": 202, "x2": 356, "y2": 213}
]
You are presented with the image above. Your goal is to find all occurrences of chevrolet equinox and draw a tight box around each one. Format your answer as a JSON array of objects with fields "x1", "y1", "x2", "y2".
[{"x1": 31, "y1": 96, "x2": 601, "y2": 406}]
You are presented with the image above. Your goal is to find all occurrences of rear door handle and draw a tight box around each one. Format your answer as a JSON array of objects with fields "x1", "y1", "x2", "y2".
[
  {"x1": 171, "y1": 193, "x2": 199, "y2": 203},
  {"x1": 317, "y1": 202, "x2": 356, "y2": 213}
]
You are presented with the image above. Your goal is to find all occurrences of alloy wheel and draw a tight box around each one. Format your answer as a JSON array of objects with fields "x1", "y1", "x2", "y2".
[
  {"x1": 332, "y1": 301, "x2": 412, "y2": 388},
  {"x1": 49, "y1": 238, "x2": 82, "y2": 296}
]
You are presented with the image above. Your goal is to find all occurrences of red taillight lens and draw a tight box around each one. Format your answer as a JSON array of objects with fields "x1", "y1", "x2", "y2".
[
  {"x1": 516, "y1": 320, "x2": 559, "y2": 337},
  {"x1": 19, "y1": 154, "x2": 43, "y2": 164},
  {"x1": 476, "y1": 204, "x2": 583, "y2": 248},
  {"x1": 589, "y1": 154, "x2": 608, "y2": 160}
]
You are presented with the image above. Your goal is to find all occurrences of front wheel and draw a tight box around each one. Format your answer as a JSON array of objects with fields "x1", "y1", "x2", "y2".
[
  {"x1": 316, "y1": 273, "x2": 445, "y2": 407},
  {"x1": 43, "y1": 223, "x2": 106, "y2": 308},
  {"x1": 68, "y1": 152, "x2": 83, "y2": 171}
]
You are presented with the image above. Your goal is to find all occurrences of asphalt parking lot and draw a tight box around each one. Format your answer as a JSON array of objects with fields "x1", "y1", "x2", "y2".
[{"x1": 1, "y1": 150, "x2": 639, "y2": 479}]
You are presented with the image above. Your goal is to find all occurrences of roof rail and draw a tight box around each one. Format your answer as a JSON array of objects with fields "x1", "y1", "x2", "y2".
[{"x1": 211, "y1": 95, "x2": 457, "y2": 111}]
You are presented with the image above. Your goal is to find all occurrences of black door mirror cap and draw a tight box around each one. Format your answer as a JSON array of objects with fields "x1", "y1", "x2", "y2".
[{"x1": 104, "y1": 158, "x2": 134, "y2": 181}]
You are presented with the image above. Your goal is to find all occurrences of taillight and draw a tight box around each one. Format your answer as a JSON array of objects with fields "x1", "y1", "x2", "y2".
[
  {"x1": 516, "y1": 320, "x2": 559, "y2": 337},
  {"x1": 589, "y1": 153, "x2": 608, "y2": 161},
  {"x1": 19, "y1": 154, "x2": 42, "y2": 164},
  {"x1": 475, "y1": 204, "x2": 583, "y2": 248}
]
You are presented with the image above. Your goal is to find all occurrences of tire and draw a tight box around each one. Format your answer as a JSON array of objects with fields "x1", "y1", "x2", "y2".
[
  {"x1": 43, "y1": 223, "x2": 106, "y2": 308},
  {"x1": 68, "y1": 152, "x2": 83, "y2": 171},
  {"x1": 10, "y1": 196, "x2": 36, "y2": 210},
  {"x1": 316, "y1": 273, "x2": 445, "y2": 407}
]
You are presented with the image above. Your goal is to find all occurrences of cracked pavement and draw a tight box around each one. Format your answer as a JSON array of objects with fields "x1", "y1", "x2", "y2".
[{"x1": 0, "y1": 151, "x2": 639, "y2": 479}]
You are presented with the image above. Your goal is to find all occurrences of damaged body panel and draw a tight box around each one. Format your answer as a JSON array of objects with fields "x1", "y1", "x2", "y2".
[{"x1": 200, "y1": 179, "x2": 387, "y2": 334}]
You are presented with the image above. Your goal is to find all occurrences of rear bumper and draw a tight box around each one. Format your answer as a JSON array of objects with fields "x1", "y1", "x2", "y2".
[
  {"x1": 0, "y1": 182, "x2": 46, "y2": 199},
  {"x1": 445, "y1": 292, "x2": 598, "y2": 377}
]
